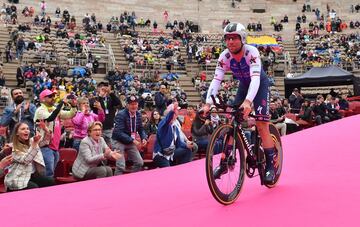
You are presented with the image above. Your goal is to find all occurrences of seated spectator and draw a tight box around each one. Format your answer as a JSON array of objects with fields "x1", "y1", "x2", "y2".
[
  {"x1": 297, "y1": 99, "x2": 313, "y2": 123},
  {"x1": 313, "y1": 95, "x2": 330, "y2": 125},
  {"x1": 145, "y1": 110, "x2": 161, "y2": 135},
  {"x1": 0, "y1": 144, "x2": 13, "y2": 178},
  {"x1": 72, "y1": 97, "x2": 105, "y2": 152},
  {"x1": 326, "y1": 97, "x2": 341, "y2": 121},
  {"x1": 269, "y1": 102, "x2": 286, "y2": 136},
  {"x1": 72, "y1": 121, "x2": 121, "y2": 180},
  {"x1": 5, "y1": 122, "x2": 55, "y2": 191},
  {"x1": 153, "y1": 103, "x2": 192, "y2": 168},
  {"x1": 181, "y1": 105, "x2": 196, "y2": 132},
  {"x1": 191, "y1": 109, "x2": 215, "y2": 151},
  {"x1": 338, "y1": 93, "x2": 349, "y2": 110}
]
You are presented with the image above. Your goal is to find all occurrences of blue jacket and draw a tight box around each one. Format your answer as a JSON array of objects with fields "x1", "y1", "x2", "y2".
[
  {"x1": 112, "y1": 109, "x2": 147, "y2": 144},
  {"x1": 0, "y1": 102, "x2": 37, "y2": 136},
  {"x1": 154, "y1": 110, "x2": 187, "y2": 154}
]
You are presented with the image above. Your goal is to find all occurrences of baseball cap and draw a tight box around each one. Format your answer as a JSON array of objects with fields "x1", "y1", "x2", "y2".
[
  {"x1": 127, "y1": 95, "x2": 138, "y2": 104},
  {"x1": 39, "y1": 89, "x2": 56, "y2": 101}
]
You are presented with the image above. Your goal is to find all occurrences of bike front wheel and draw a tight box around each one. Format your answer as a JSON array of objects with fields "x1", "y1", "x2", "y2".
[{"x1": 205, "y1": 124, "x2": 246, "y2": 205}]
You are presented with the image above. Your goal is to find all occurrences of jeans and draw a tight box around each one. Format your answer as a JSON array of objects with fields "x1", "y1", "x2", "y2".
[
  {"x1": 112, "y1": 140, "x2": 144, "y2": 175},
  {"x1": 102, "y1": 129, "x2": 113, "y2": 147},
  {"x1": 153, "y1": 147, "x2": 192, "y2": 168},
  {"x1": 41, "y1": 147, "x2": 59, "y2": 177},
  {"x1": 72, "y1": 139, "x2": 82, "y2": 152}
]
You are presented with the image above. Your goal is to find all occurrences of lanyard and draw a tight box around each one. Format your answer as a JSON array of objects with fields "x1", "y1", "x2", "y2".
[
  {"x1": 129, "y1": 114, "x2": 136, "y2": 133},
  {"x1": 103, "y1": 96, "x2": 108, "y2": 110}
]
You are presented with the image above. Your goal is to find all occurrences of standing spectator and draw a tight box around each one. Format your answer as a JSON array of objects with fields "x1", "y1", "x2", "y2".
[
  {"x1": 155, "y1": 84, "x2": 169, "y2": 116},
  {"x1": 91, "y1": 82, "x2": 121, "y2": 146},
  {"x1": 289, "y1": 88, "x2": 304, "y2": 113},
  {"x1": 153, "y1": 103, "x2": 192, "y2": 168},
  {"x1": 72, "y1": 121, "x2": 121, "y2": 180},
  {"x1": 34, "y1": 89, "x2": 77, "y2": 177},
  {"x1": 16, "y1": 36, "x2": 25, "y2": 60},
  {"x1": 0, "y1": 88, "x2": 37, "y2": 136},
  {"x1": 5, "y1": 41, "x2": 12, "y2": 63},
  {"x1": 112, "y1": 95, "x2": 147, "y2": 175},
  {"x1": 5, "y1": 122, "x2": 55, "y2": 191},
  {"x1": 72, "y1": 97, "x2": 105, "y2": 152},
  {"x1": 93, "y1": 58, "x2": 99, "y2": 74}
]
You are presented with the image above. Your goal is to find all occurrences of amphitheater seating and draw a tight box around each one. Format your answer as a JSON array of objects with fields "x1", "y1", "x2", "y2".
[{"x1": 55, "y1": 148, "x2": 78, "y2": 184}]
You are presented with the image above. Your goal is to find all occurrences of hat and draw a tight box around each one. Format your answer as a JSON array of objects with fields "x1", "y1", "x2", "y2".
[
  {"x1": 39, "y1": 89, "x2": 56, "y2": 101},
  {"x1": 127, "y1": 95, "x2": 138, "y2": 104}
]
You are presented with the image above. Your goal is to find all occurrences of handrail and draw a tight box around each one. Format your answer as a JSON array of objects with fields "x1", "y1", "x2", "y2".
[{"x1": 107, "y1": 43, "x2": 116, "y2": 72}]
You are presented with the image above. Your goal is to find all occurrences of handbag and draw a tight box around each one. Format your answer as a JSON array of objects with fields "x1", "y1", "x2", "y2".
[{"x1": 156, "y1": 132, "x2": 175, "y2": 156}]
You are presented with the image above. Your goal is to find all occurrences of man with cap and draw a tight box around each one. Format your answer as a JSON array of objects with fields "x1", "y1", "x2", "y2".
[
  {"x1": 112, "y1": 95, "x2": 147, "y2": 175},
  {"x1": 0, "y1": 88, "x2": 37, "y2": 136},
  {"x1": 90, "y1": 82, "x2": 122, "y2": 145},
  {"x1": 34, "y1": 89, "x2": 77, "y2": 177}
]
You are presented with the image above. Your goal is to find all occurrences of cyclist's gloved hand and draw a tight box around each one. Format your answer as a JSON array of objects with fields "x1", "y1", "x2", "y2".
[{"x1": 240, "y1": 99, "x2": 252, "y2": 119}]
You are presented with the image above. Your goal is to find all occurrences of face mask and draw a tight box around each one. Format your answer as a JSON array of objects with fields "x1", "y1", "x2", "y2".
[{"x1": 14, "y1": 96, "x2": 24, "y2": 105}]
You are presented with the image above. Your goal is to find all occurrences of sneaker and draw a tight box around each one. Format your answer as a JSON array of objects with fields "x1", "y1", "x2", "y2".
[
  {"x1": 264, "y1": 168, "x2": 275, "y2": 183},
  {"x1": 213, "y1": 162, "x2": 228, "y2": 179}
]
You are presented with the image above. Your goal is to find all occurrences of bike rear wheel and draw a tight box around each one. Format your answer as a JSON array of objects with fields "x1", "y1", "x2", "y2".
[
  {"x1": 206, "y1": 124, "x2": 246, "y2": 205},
  {"x1": 264, "y1": 123, "x2": 283, "y2": 188}
]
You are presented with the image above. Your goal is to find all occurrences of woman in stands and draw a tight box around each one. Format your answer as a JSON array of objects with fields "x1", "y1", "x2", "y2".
[
  {"x1": 145, "y1": 110, "x2": 162, "y2": 135},
  {"x1": 5, "y1": 122, "x2": 54, "y2": 191},
  {"x1": 72, "y1": 97, "x2": 105, "y2": 152},
  {"x1": 72, "y1": 121, "x2": 121, "y2": 180}
]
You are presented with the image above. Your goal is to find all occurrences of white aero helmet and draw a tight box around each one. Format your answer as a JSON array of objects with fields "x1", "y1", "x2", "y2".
[{"x1": 224, "y1": 22, "x2": 247, "y2": 44}]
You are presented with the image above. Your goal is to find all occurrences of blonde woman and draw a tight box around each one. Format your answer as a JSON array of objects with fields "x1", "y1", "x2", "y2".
[
  {"x1": 5, "y1": 122, "x2": 54, "y2": 191},
  {"x1": 72, "y1": 121, "x2": 121, "y2": 180},
  {"x1": 72, "y1": 97, "x2": 105, "y2": 151}
]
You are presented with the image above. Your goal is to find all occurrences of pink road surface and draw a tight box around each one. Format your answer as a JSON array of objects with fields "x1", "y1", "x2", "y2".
[{"x1": 0, "y1": 115, "x2": 359, "y2": 227}]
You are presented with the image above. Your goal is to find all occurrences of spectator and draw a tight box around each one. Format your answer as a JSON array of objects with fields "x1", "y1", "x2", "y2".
[
  {"x1": 34, "y1": 89, "x2": 77, "y2": 177},
  {"x1": 289, "y1": 88, "x2": 304, "y2": 113},
  {"x1": 0, "y1": 144, "x2": 13, "y2": 178},
  {"x1": 90, "y1": 82, "x2": 121, "y2": 145},
  {"x1": 155, "y1": 84, "x2": 169, "y2": 116},
  {"x1": 181, "y1": 105, "x2": 196, "y2": 132},
  {"x1": 269, "y1": 102, "x2": 286, "y2": 136},
  {"x1": 297, "y1": 99, "x2": 313, "y2": 123},
  {"x1": 338, "y1": 93, "x2": 349, "y2": 110},
  {"x1": 191, "y1": 109, "x2": 215, "y2": 151},
  {"x1": 313, "y1": 95, "x2": 330, "y2": 125},
  {"x1": 72, "y1": 97, "x2": 105, "y2": 152},
  {"x1": 112, "y1": 95, "x2": 147, "y2": 175},
  {"x1": 0, "y1": 88, "x2": 37, "y2": 136},
  {"x1": 145, "y1": 110, "x2": 161, "y2": 135},
  {"x1": 72, "y1": 121, "x2": 121, "y2": 180},
  {"x1": 5, "y1": 122, "x2": 54, "y2": 191},
  {"x1": 153, "y1": 103, "x2": 192, "y2": 168},
  {"x1": 326, "y1": 97, "x2": 341, "y2": 121}
]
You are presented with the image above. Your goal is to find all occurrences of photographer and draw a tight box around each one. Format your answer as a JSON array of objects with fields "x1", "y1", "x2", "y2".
[
  {"x1": 91, "y1": 82, "x2": 121, "y2": 146},
  {"x1": 191, "y1": 109, "x2": 214, "y2": 151}
]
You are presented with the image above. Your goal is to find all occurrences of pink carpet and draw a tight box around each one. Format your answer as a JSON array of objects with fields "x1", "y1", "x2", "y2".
[{"x1": 1, "y1": 115, "x2": 360, "y2": 227}]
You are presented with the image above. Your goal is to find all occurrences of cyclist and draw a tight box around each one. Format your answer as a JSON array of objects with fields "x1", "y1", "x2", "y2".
[{"x1": 205, "y1": 22, "x2": 276, "y2": 183}]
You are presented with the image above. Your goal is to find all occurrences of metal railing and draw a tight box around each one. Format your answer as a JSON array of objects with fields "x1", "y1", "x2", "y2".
[{"x1": 107, "y1": 43, "x2": 116, "y2": 72}]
